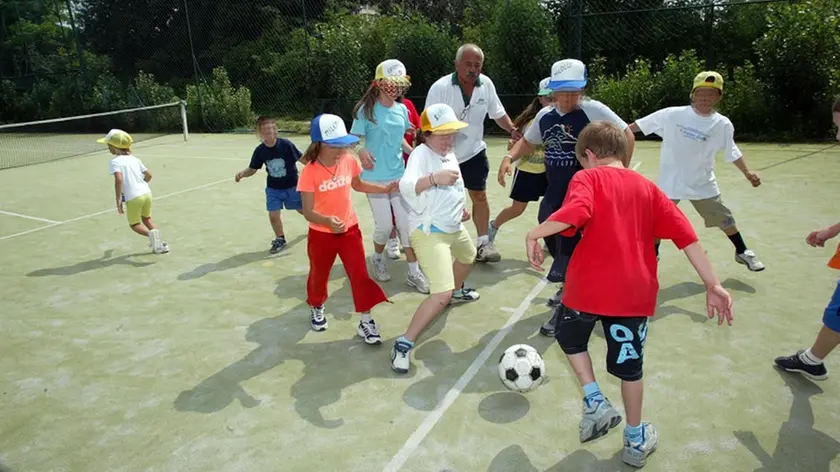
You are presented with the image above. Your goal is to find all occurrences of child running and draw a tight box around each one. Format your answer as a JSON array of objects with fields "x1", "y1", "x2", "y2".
[
  {"x1": 391, "y1": 103, "x2": 481, "y2": 373},
  {"x1": 351, "y1": 59, "x2": 429, "y2": 293},
  {"x1": 384, "y1": 89, "x2": 423, "y2": 259},
  {"x1": 500, "y1": 59, "x2": 634, "y2": 337},
  {"x1": 490, "y1": 77, "x2": 552, "y2": 245},
  {"x1": 773, "y1": 99, "x2": 840, "y2": 379},
  {"x1": 628, "y1": 71, "x2": 765, "y2": 271},
  {"x1": 296, "y1": 114, "x2": 394, "y2": 344},
  {"x1": 525, "y1": 121, "x2": 733, "y2": 468},
  {"x1": 99, "y1": 129, "x2": 169, "y2": 254},
  {"x1": 235, "y1": 116, "x2": 304, "y2": 254}
]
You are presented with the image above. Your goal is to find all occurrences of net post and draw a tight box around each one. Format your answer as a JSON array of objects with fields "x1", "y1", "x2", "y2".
[{"x1": 180, "y1": 100, "x2": 189, "y2": 141}]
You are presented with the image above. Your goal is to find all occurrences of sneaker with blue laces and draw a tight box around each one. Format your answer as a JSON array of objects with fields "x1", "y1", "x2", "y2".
[
  {"x1": 579, "y1": 396, "x2": 623, "y2": 443},
  {"x1": 622, "y1": 422, "x2": 659, "y2": 468},
  {"x1": 391, "y1": 338, "x2": 413, "y2": 373}
]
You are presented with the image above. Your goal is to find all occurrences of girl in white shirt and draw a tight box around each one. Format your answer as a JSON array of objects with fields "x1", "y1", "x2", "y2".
[{"x1": 391, "y1": 103, "x2": 480, "y2": 373}]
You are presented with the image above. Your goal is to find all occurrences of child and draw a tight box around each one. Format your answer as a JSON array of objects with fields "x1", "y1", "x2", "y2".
[
  {"x1": 525, "y1": 121, "x2": 733, "y2": 468},
  {"x1": 99, "y1": 129, "x2": 169, "y2": 254},
  {"x1": 391, "y1": 103, "x2": 481, "y2": 373},
  {"x1": 628, "y1": 71, "x2": 765, "y2": 271},
  {"x1": 351, "y1": 59, "x2": 429, "y2": 293},
  {"x1": 297, "y1": 113, "x2": 395, "y2": 344},
  {"x1": 774, "y1": 99, "x2": 840, "y2": 379},
  {"x1": 501, "y1": 59, "x2": 635, "y2": 337},
  {"x1": 490, "y1": 77, "x2": 552, "y2": 246},
  {"x1": 385, "y1": 90, "x2": 423, "y2": 259},
  {"x1": 235, "y1": 116, "x2": 304, "y2": 254}
]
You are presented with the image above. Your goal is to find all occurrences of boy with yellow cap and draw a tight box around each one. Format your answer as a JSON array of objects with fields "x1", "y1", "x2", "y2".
[
  {"x1": 629, "y1": 71, "x2": 764, "y2": 271},
  {"x1": 98, "y1": 129, "x2": 169, "y2": 254}
]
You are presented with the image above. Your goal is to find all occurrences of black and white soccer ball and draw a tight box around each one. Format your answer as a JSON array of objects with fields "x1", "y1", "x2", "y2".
[{"x1": 498, "y1": 344, "x2": 545, "y2": 393}]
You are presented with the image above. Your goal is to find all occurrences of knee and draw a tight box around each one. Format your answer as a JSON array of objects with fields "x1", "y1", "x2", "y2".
[
  {"x1": 268, "y1": 211, "x2": 281, "y2": 222},
  {"x1": 430, "y1": 291, "x2": 452, "y2": 307},
  {"x1": 510, "y1": 202, "x2": 527, "y2": 217},
  {"x1": 468, "y1": 190, "x2": 487, "y2": 204}
]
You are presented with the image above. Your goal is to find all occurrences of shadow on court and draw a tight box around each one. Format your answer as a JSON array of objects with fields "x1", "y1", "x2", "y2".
[
  {"x1": 177, "y1": 234, "x2": 305, "y2": 280},
  {"x1": 734, "y1": 368, "x2": 840, "y2": 472},
  {"x1": 26, "y1": 249, "x2": 154, "y2": 276},
  {"x1": 488, "y1": 444, "x2": 629, "y2": 471}
]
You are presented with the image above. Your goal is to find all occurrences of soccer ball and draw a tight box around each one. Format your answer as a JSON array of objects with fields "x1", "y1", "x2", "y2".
[{"x1": 498, "y1": 344, "x2": 545, "y2": 393}]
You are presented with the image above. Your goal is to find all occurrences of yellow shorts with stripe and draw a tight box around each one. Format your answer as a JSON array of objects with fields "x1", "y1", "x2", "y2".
[
  {"x1": 410, "y1": 227, "x2": 476, "y2": 294},
  {"x1": 126, "y1": 193, "x2": 152, "y2": 225}
]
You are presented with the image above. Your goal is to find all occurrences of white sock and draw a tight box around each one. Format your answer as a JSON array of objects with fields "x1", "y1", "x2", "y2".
[
  {"x1": 408, "y1": 262, "x2": 421, "y2": 275},
  {"x1": 799, "y1": 348, "x2": 823, "y2": 365},
  {"x1": 477, "y1": 235, "x2": 489, "y2": 246},
  {"x1": 372, "y1": 252, "x2": 383, "y2": 262},
  {"x1": 360, "y1": 313, "x2": 372, "y2": 323}
]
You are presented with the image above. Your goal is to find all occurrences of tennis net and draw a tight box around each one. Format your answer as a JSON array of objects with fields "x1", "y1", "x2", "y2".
[{"x1": 0, "y1": 101, "x2": 188, "y2": 170}]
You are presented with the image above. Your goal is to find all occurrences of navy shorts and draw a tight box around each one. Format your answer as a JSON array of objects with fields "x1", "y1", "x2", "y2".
[
  {"x1": 266, "y1": 187, "x2": 302, "y2": 212},
  {"x1": 459, "y1": 150, "x2": 490, "y2": 192},
  {"x1": 509, "y1": 169, "x2": 548, "y2": 203},
  {"x1": 823, "y1": 279, "x2": 840, "y2": 333}
]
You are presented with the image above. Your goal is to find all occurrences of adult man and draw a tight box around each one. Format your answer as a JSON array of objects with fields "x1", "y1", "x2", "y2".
[{"x1": 425, "y1": 43, "x2": 522, "y2": 263}]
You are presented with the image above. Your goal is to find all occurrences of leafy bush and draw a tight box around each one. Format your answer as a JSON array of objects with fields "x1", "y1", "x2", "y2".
[{"x1": 187, "y1": 67, "x2": 253, "y2": 131}]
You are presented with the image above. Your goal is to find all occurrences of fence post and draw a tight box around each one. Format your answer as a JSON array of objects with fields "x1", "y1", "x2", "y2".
[
  {"x1": 569, "y1": 0, "x2": 583, "y2": 60},
  {"x1": 705, "y1": 2, "x2": 715, "y2": 70},
  {"x1": 64, "y1": 0, "x2": 88, "y2": 99},
  {"x1": 180, "y1": 100, "x2": 189, "y2": 141}
]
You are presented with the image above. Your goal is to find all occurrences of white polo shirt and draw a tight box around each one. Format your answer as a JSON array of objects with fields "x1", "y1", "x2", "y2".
[{"x1": 425, "y1": 73, "x2": 507, "y2": 164}]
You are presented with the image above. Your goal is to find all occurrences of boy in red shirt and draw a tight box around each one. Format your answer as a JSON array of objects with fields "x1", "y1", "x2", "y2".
[{"x1": 525, "y1": 121, "x2": 733, "y2": 468}]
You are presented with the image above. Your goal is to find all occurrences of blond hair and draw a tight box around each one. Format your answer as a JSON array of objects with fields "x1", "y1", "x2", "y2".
[
  {"x1": 575, "y1": 121, "x2": 628, "y2": 162},
  {"x1": 300, "y1": 142, "x2": 322, "y2": 164}
]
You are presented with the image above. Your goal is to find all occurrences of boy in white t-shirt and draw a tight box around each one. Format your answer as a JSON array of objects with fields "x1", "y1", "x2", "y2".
[
  {"x1": 99, "y1": 129, "x2": 169, "y2": 254},
  {"x1": 629, "y1": 71, "x2": 764, "y2": 271}
]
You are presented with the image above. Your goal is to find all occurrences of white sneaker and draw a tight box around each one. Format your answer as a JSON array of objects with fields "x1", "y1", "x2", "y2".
[
  {"x1": 736, "y1": 250, "x2": 765, "y2": 272},
  {"x1": 391, "y1": 338, "x2": 413, "y2": 373},
  {"x1": 476, "y1": 241, "x2": 501, "y2": 263},
  {"x1": 310, "y1": 306, "x2": 327, "y2": 331},
  {"x1": 386, "y1": 238, "x2": 401, "y2": 260},
  {"x1": 406, "y1": 270, "x2": 430, "y2": 294},
  {"x1": 622, "y1": 423, "x2": 659, "y2": 468},
  {"x1": 371, "y1": 255, "x2": 391, "y2": 282},
  {"x1": 357, "y1": 319, "x2": 382, "y2": 345}
]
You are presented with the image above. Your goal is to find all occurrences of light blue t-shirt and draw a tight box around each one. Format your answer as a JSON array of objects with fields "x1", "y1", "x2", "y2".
[{"x1": 351, "y1": 101, "x2": 411, "y2": 182}]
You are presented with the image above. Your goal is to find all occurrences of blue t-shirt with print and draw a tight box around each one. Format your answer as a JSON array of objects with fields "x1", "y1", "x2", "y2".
[
  {"x1": 351, "y1": 102, "x2": 411, "y2": 182},
  {"x1": 249, "y1": 138, "x2": 302, "y2": 190}
]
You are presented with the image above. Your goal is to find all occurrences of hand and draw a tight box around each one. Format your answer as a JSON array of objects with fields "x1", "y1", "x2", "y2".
[
  {"x1": 327, "y1": 216, "x2": 346, "y2": 233},
  {"x1": 506, "y1": 138, "x2": 516, "y2": 151},
  {"x1": 432, "y1": 169, "x2": 460, "y2": 186},
  {"x1": 497, "y1": 157, "x2": 513, "y2": 187},
  {"x1": 384, "y1": 181, "x2": 400, "y2": 193},
  {"x1": 706, "y1": 284, "x2": 733, "y2": 326},
  {"x1": 744, "y1": 170, "x2": 761, "y2": 187},
  {"x1": 806, "y1": 227, "x2": 839, "y2": 247},
  {"x1": 235, "y1": 172, "x2": 243, "y2": 183},
  {"x1": 461, "y1": 208, "x2": 471, "y2": 222},
  {"x1": 526, "y1": 235, "x2": 545, "y2": 271},
  {"x1": 116, "y1": 201, "x2": 124, "y2": 215},
  {"x1": 510, "y1": 128, "x2": 523, "y2": 141},
  {"x1": 359, "y1": 149, "x2": 375, "y2": 170}
]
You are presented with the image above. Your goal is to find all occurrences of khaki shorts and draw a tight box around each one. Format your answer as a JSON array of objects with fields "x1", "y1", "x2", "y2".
[
  {"x1": 672, "y1": 195, "x2": 736, "y2": 229},
  {"x1": 410, "y1": 227, "x2": 476, "y2": 294},
  {"x1": 125, "y1": 193, "x2": 152, "y2": 225}
]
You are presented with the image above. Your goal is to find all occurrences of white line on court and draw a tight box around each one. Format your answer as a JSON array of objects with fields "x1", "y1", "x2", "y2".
[
  {"x1": 631, "y1": 160, "x2": 642, "y2": 172},
  {"x1": 382, "y1": 277, "x2": 549, "y2": 472},
  {"x1": 500, "y1": 307, "x2": 517, "y2": 313},
  {"x1": 0, "y1": 178, "x2": 230, "y2": 242},
  {"x1": 0, "y1": 210, "x2": 62, "y2": 224}
]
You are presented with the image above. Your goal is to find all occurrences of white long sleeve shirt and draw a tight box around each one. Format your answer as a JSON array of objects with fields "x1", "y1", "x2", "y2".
[{"x1": 399, "y1": 144, "x2": 466, "y2": 235}]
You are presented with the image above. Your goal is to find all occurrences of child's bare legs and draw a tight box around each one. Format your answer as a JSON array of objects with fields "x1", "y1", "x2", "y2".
[
  {"x1": 130, "y1": 222, "x2": 150, "y2": 237},
  {"x1": 404, "y1": 260, "x2": 471, "y2": 342},
  {"x1": 621, "y1": 380, "x2": 644, "y2": 427},
  {"x1": 141, "y1": 216, "x2": 156, "y2": 231},
  {"x1": 268, "y1": 210, "x2": 284, "y2": 238},
  {"x1": 811, "y1": 325, "x2": 840, "y2": 359},
  {"x1": 492, "y1": 200, "x2": 528, "y2": 232}
]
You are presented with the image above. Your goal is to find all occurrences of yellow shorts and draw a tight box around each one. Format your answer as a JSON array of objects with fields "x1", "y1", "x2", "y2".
[
  {"x1": 410, "y1": 227, "x2": 477, "y2": 294},
  {"x1": 125, "y1": 193, "x2": 152, "y2": 225},
  {"x1": 672, "y1": 195, "x2": 736, "y2": 230}
]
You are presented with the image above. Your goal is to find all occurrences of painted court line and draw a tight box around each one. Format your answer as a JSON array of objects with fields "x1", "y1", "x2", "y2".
[
  {"x1": 631, "y1": 160, "x2": 642, "y2": 172},
  {"x1": 0, "y1": 210, "x2": 62, "y2": 224},
  {"x1": 382, "y1": 277, "x2": 548, "y2": 472},
  {"x1": 0, "y1": 178, "x2": 230, "y2": 242}
]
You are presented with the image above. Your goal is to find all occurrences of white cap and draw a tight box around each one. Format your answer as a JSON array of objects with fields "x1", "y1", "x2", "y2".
[
  {"x1": 310, "y1": 114, "x2": 360, "y2": 146},
  {"x1": 420, "y1": 103, "x2": 468, "y2": 133},
  {"x1": 548, "y1": 59, "x2": 587, "y2": 91},
  {"x1": 375, "y1": 59, "x2": 408, "y2": 79}
]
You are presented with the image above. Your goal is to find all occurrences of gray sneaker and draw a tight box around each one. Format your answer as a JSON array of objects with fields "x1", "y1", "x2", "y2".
[
  {"x1": 622, "y1": 422, "x2": 659, "y2": 468},
  {"x1": 406, "y1": 271, "x2": 430, "y2": 294},
  {"x1": 736, "y1": 250, "x2": 765, "y2": 272},
  {"x1": 476, "y1": 241, "x2": 501, "y2": 263},
  {"x1": 540, "y1": 310, "x2": 558, "y2": 337},
  {"x1": 371, "y1": 255, "x2": 391, "y2": 282},
  {"x1": 579, "y1": 397, "x2": 623, "y2": 443},
  {"x1": 546, "y1": 284, "x2": 564, "y2": 307}
]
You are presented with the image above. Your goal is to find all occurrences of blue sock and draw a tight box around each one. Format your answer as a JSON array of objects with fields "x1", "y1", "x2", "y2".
[
  {"x1": 397, "y1": 336, "x2": 415, "y2": 348},
  {"x1": 582, "y1": 382, "x2": 604, "y2": 404},
  {"x1": 625, "y1": 423, "x2": 643, "y2": 443}
]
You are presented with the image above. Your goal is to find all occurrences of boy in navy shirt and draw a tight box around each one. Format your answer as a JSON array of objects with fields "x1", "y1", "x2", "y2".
[
  {"x1": 500, "y1": 59, "x2": 634, "y2": 336},
  {"x1": 236, "y1": 116, "x2": 304, "y2": 253}
]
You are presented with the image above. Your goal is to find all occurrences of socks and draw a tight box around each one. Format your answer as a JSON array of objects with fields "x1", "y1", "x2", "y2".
[
  {"x1": 397, "y1": 335, "x2": 415, "y2": 348},
  {"x1": 728, "y1": 232, "x2": 748, "y2": 254},
  {"x1": 408, "y1": 262, "x2": 421, "y2": 276},
  {"x1": 799, "y1": 348, "x2": 823, "y2": 365},
  {"x1": 372, "y1": 252, "x2": 384, "y2": 262},
  {"x1": 582, "y1": 382, "x2": 604, "y2": 404},
  {"x1": 625, "y1": 423, "x2": 644, "y2": 443},
  {"x1": 477, "y1": 235, "x2": 490, "y2": 246},
  {"x1": 360, "y1": 313, "x2": 372, "y2": 323}
]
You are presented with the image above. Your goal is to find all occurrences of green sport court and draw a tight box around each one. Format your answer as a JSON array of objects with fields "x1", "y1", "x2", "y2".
[{"x1": 1, "y1": 134, "x2": 839, "y2": 471}]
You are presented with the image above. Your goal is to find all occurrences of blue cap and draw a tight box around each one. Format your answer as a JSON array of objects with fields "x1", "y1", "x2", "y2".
[{"x1": 310, "y1": 114, "x2": 360, "y2": 146}]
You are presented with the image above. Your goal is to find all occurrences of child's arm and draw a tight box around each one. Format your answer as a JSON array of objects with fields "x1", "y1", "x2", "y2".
[
  {"x1": 300, "y1": 192, "x2": 345, "y2": 233},
  {"x1": 402, "y1": 138, "x2": 413, "y2": 155},
  {"x1": 807, "y1": 221, "x2": 840, "y2": 247},
  {"x1": 143, "y1": 170, "x2": 152, "y2": 183},
  {"x1": 113, "y1": 172, "x2": 124, "y2": 214},
  {"x1": 731, "y1": 157, "x2": 761, "y2": 187},
  {"x1": 351, "y1": 176, "x2": 397, "y2": 194},
  {"x1": 723, "y1": 121, "x2": 760, "y2": 187},
  {"x1": 683, "y1": 242, "x2": 733, "y2": 326},
  {"x1": 498, "y1": 133, "x2": 537, "y2": 187},
  {"x1": 628, "y1": 123, "x2": 641, "y2": 134},
  {"x1": 235, "y1": 168, "x2": 258, "y2": 182},
  {"x1": 525, "y1": 220, "x2": 571, "y2": 271}
]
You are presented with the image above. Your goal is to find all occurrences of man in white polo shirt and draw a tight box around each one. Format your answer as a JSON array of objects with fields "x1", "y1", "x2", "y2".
[{"x1": 425, "y1": 43, "x2": 522, "y2": 263}]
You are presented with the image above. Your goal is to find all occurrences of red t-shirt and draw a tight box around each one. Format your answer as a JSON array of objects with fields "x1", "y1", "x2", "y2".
[
  {"x1": 548, "y1": 166, "x2": 698, "y2": 317},
  {"x1": 401, "y1": 98, "x2": 421, "y2": 164}
]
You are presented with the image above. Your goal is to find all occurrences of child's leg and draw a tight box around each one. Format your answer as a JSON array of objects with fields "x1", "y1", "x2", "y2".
[
  {"x1": 555, "y1": 306, "x2": 622, "y2": 442},
  {"x1": 268, "y1": 211, "x2": 284, "y2": 238},
  {"x1": 305, "y1": 229, "x2": 340, "y2": 309},
  {"x1": 449, "y1": 227, "x2": 480, "y2": 303},
  {"x1": 691, "y1": 196, "x2": 764, "y2": 271},
  {"x1": 490, "y1": 200, "x2": 528, "y2": 235},
  {"x1": 336, "y1": 225, "x2": 389, "y2": 344},
  {"x1": 367, "y1": 191, "x2": 396, "y2": 281},
  {"x1": 126, "y1": 195, "x2": 150, "y2": 236},
  {"x1": 775, "y1": 280, "x2": 840, "y2": 379},
  {"x1": 130, "y1": 223, "x2": 150, "y2": 236}
]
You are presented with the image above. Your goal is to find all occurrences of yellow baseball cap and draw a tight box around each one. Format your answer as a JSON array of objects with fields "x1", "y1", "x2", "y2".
[
  {"x1": 97, "y1": 129, "x2": 133, "y2": 149},
  {"x1": 374, "y1": 59, "x2": 410, "y2": 81},
  {"x1": 420, "y1": 104, "x2": 468, "y2": 133},
  {"x1": 692, "y1": 71, "x2": 724, "y2": 94}
]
